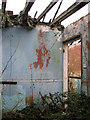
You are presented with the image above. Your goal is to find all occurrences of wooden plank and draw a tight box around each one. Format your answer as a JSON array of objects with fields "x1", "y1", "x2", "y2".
[
  {"x1": 37, "y1": 0, "x2": 59, "y2": 22},
  {"x1": 0, "y1": 81, "x2": 17, "y2": 84},
  {"x1": 21, "y1": 0, "x2": 36, "y2": 17},
  {"x1": 50, "y1": 0, "x2": 89, "y2": 26},
  {"x1": 52, "y1": 0, "x2": 63, "y2": 21},
  {"x1": 2, "y1": 0, "x2": 7, "y2": 13}
]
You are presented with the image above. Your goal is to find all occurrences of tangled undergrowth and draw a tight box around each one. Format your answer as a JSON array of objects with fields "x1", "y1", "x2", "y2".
[{"x1": 2, "y1": 92, "x2": 90, "y2": 120}]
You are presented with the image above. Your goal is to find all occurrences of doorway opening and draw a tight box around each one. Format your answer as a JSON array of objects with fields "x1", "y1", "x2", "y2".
[{"x1": 68, "y1": 39, "x2": 81, "y2": 93}]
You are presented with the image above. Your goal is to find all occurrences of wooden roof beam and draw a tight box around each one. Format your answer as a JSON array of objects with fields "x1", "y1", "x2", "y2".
[
  {"x1": 2, "y1": 0, "x2": 7, "y2": 13},
  {"x1": 21, "y1": 0, "x2": 36, "y2": 17},
  {"x1": 50, "y1": 0, "x2": 89, "y2": 26},
  {"x1": 37, "y1": 0, "x2": 59, "y2": 22},
  {"x1": 17, "y1": 0, "x2": 36, "y2": 27}
]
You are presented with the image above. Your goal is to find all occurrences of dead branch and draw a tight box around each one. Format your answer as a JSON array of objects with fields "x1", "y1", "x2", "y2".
[
  {"x1": 1, "y1": 39, "x2": 20, "y2": 76},
  {"x1": 49, "y1": 93, "x2": 61, "y2": 111},
  {"x1": 39, "y1": 92, "x2": 49, "y2": 106}
]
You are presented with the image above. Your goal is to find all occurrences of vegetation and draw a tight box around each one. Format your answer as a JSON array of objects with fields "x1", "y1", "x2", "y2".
[
  {"x1": 0, "y1": 12, "x2": 11, "y2": 28},
  {"x1": 2, "y1": 92, "x2": 90, "y2": 120}
]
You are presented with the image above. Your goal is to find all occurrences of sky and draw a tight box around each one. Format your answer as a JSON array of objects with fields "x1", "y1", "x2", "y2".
[{"x1": 0, "y1": 0, "x2": 89, "y2": 27}]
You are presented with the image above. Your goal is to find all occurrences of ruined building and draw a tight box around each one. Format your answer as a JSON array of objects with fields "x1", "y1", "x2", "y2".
[{"x1": 0, "y1": 0, "x2": 90, "y2": 114}]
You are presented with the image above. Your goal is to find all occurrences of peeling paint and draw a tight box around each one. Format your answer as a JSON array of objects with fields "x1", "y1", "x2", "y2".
[
  {"x1": 62, "y1": 14, "x2": 90, "y2": 95},
  {"x1": 33, "y1": 45, "x2": 51, "y2": 70},
  {"x1": 30, "y1": 64, "x2": 32, "y2": 69},
  {"x1": 31, "y1": 30, "x2": 51, "y2": 71},
  {"x1": 25, "y1": 93, "x2": 34, "y2": 106},
  {"x1": 2, "y1": 25, "x2": 63, "y2": 112}
]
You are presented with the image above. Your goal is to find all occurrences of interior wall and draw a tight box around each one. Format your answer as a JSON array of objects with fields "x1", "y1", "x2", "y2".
[{"x1": 1, "y1": 25, "x2": 63, "y2": 112}]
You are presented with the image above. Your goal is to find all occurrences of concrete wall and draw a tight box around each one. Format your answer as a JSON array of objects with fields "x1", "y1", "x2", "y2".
[
  {"x1": 61, "y1": 14, "x2": 90, "y2": 95},
  {"x1": 1, "y1": 25, "x2": 63, "y2": 112}
]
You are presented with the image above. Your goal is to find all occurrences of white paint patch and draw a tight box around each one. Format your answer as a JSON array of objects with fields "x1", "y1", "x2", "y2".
[{"x1": 36, "y1": 25, "x2": 50, "y2": 32}]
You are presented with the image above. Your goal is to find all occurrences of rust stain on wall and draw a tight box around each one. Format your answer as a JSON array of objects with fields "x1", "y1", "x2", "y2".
[
  {"x1": 46, "y1": 56, "x2": 51, "y2": 67},
  {"x1": 33, "y1": 48, "x2": 44, "y2": 70},
  {"x1": 86, "y1": 40, "x2": 90, "y2": 50},
  {"x1": 88, "y1": 21, "x2": 90, "y2": 28},
  {"x1": 38, "y1": 29, "x2": 43, "y2": 37},
  {"x1": 30, "y1": 30, "x2": 51, "y2": 71},
  {"x1": 25, "y1": 93, "x2": 34, "y2": 106},
  {"x1": 25, "y1": 97, "x2": 28, "y2": 105},
  {"x1": 30, "y1": 64, "x2": 32, "y2": 69},
  {"x1": 85, "y1": 34, "x2": 88, "y2": 39}
]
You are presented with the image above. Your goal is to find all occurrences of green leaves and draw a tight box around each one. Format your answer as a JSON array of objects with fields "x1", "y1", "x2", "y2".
[{"x1": 1, "y1": 12, "x2": 11, "y2": 28}]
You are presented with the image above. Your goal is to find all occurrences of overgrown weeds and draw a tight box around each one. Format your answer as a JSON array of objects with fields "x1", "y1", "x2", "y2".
[{"x1": 2, "y1": 92, "x2": 90, "y2": 120}]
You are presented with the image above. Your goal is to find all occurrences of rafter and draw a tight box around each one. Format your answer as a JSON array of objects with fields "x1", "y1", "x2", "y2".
[
  {"x1": 50, "y1": 0, "x2": 89, "y2": 26},
  {"x1": 37, "y1": 0, "x2": 59, "y2": 22},
  {"x1": 52, "y1": 0, "x2": 63, "y2": 21},
  {"x1": 2, "y1": 0, "x2": 7, "y2": 13},
  {"x1": 21, "y1": 0, "x2": 36, "y2": 17}
]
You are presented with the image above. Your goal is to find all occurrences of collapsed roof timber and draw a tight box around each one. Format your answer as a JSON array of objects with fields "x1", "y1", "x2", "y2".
[{"x1": 1, "y1": 0, "x2": 90, "y2": 29}]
